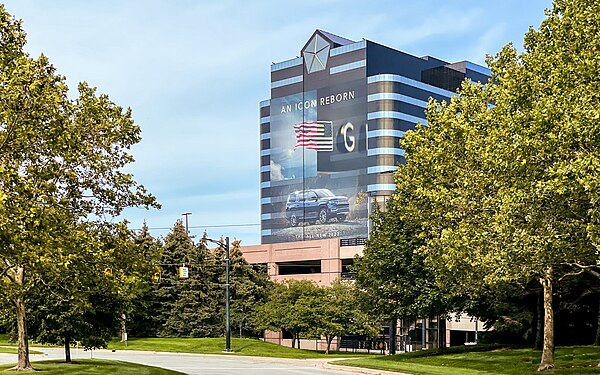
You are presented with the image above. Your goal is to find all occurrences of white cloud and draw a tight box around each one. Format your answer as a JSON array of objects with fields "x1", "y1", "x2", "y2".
[{"x1": 270, "y1": 161, "x2": 284, "y2": 181}]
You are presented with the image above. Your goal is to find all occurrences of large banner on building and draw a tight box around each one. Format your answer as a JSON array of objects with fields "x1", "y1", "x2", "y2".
[{"x1": 266, "y1": 79, "x2": 368, "y2": 242}]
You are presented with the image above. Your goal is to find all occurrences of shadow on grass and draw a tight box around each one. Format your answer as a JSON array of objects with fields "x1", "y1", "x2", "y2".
[
  {"x1": 0, "y1": 359, "x2": 183, "y2": 374},
  {"x1": 334, "y1": 345, "x2": 600, "y2": 375}
]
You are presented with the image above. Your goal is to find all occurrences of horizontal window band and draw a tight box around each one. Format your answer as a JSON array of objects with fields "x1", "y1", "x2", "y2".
[
  {"x1": 330, "y1": 40, "x2": 366, "y2": 56},
  {"x1": 330, "y1": 59, "x2": 366, "y2": 75},
  {"x1": 466, "y1": 61, "x2": 492, "y2": 76},
  {"x1": 367, "y1": 166, "x2": 398, "y2": 174},
  {"x1": 368, "y1": 111, "x2": 427, "y2": 125},
  {"x1": 367, "y1": 129, "x2": 406, "y2": 138},
  {"x1": 368, "y1": 74, "x2": 455, "y2": 98},
  {"x1": 367, "y1": 184, "x2": 397, "y2": 192},
  {"x1": 271, "y1": 75, "x2": 303, "y2": 89},
  {"x1": 367, "y1": 93, "x2": 428, "y2": 108},
  {"x1": 271, "y1": 57, "x2": 303, "y2": 72},
  {"x1": 261, "y1": 212, "x2": 285, "y2": 220},
  {"x1": 368, "y1": 148, "x2": 406, "y2": 156}
]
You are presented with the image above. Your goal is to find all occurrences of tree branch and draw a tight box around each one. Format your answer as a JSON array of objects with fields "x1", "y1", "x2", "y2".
[
  {"x1": 562, "y1": 263, "x2": 600, "y2": 280},
  {"x1": 2, "y1": 258, "x2": 16, "y2": 282}
]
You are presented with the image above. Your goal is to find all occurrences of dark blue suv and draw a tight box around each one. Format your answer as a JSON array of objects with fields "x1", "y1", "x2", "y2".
[{"x1": 285, "y1": 189, "x2": 350, "y2": 226}]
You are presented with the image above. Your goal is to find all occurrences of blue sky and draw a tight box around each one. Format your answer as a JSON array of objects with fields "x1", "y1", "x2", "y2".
[{"x1": 3, "y1": 0, "x2": 551, "y2": 245}]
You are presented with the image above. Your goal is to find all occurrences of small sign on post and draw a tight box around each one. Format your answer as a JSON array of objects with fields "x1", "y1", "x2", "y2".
[{"x1": 179, "y1": 265, "x2": 189, "y2": 278}]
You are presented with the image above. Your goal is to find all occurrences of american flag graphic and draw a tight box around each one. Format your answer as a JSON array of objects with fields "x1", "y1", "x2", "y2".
[{"x1": 293, "y1": 121, "x2": 333, "y2": 151}]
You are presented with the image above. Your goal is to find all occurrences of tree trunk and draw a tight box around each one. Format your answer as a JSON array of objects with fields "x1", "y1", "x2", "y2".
[
  {"x1": 13, "y1": 266, "x2": 32, "y2": 370},
  {"x1": 438, "y1": 316, "x2": 447, "y2": 353},
  {"x1": 120, "y1": 313, "x2": 127, "y2": 342},
  {"x1": 291, "y1": 333, "x2": 296, "y2": 348},
  {"x1": 535, "y1": 290, "x2": 543, "y2": 350},
  {"x1": 538, "y1": 268, "x2": 555, "y2": 372},
  {"x1": 389, "y1": 318, "x2": 397, "y2": 355},
  {"x1": 325, "y1": 335, "x2": 332, "y2": 354},
  {"x1": 594, "y1": 297, "x2": 600, "y2": 346},
  {"x1": 64, "y1": 334, "x2": 71, "y2": 363}
]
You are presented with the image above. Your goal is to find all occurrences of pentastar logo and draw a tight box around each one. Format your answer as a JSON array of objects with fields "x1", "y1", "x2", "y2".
[{"x1": 302, "y1": 34, "x2": 330, "y2": 73}]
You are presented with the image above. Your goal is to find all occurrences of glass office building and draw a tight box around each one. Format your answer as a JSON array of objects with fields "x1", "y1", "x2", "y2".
[{"x1": 260, "y1": 30, "x2": 490, "y2": 245}]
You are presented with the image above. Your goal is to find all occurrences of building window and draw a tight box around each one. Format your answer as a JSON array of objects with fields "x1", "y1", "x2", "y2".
[
  {"x1": 278, "y1": 260, "x2": 321, "y2": 275},
  {"x1": 341, "y1": 258, "x2": 354, "y2": 279}
]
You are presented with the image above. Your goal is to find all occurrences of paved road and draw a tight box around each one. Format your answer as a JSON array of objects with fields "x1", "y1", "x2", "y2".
[{"x1": 0, "y1": 347, "x2": 400, "y2": 375}]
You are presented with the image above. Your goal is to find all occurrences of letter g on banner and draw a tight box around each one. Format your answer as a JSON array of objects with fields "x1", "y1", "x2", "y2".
[{"x1": 341, "y1": 122, "x2": 355, "y2": 152}]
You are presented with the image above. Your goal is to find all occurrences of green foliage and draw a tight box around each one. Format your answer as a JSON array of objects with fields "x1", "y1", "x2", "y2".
[
  {"x1": 252, "y1": 280, "x2": 323, "y2": 346},
  {"x1": 464, "y1": 282, "x2": 538, "y2": 345},
  {"x1": 127, "y1": 223, "x2": 164, "y2": 337},
  {"x1": 133, "y1": 224, "x2": 271, "y2": 339},
  {"x1": 155, "y1": 221, "x2": 221, "y2": 338},
  {"x1": 27, "y1": 222, "x2": 153, "y2": 352},
  {"x1": 354, "y1": 204, "x2": 451, "y2": 322},
  {"x1": 0, "y1": 5, "x2": 158, "y2": 368},
  {"x1": 252, "y1": 279, "x2": 377, "y2": 352},
  {"x1": 386, "y1": 0, "x2": 600, "y2": 369},
  {"x1": 313, "y1": 279, "x2": 379, "y2": 353},
  {"x1": 225, "y1": 240, "x2": 272, "y2": 337}
]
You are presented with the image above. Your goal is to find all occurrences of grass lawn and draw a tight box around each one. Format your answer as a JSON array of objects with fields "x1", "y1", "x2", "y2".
[
  {"x1": 0, "y1": 359, "x2": 184, "y2": 374},
  {"x1": 334, "y1": 346, "x2": 600, "y2": 374},
  {"x1": 0, "y1": 335, "x2": 11, "y2": 346},
  {"x1": 108, "y1": 337, "x2": 373, "y2": 359},
  {"x1": 0, "y1": 334, "x2": 45, "y2": 354}
]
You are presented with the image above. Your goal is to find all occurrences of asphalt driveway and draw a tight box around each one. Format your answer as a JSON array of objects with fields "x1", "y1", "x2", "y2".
[{"x1": 0, "y1": 347, "x2": 404, "y2": 375}]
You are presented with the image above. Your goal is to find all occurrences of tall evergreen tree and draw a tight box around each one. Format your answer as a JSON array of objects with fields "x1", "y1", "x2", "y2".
[
  {"x1": 217, "y1": 240, "x2": 272, "y2": 338},
  {"x1": 128, "y1": 222, "x2": 163, "y2": 337},
  {"x1": 157, "y1": 221, "x2": 221, "y2": 337}
]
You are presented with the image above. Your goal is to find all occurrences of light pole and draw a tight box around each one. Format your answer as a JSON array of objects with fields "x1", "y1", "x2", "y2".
[
  {"x1": 202, "y1": 233, "x2": 233, "y2": 353},
  {"x1": 181, "y1": 212, "x2": 192, "y2": 234}
]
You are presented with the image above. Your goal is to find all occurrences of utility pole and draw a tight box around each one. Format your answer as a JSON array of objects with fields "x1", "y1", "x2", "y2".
[
  {"x1": 182, "y1": 212, "x2": 192, "y2": 234},
  {"x1": 224, "y1": 236, "x2": 232, "y2": 353}
]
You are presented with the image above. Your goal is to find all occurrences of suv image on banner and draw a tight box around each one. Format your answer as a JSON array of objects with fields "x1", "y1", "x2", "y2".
[{"x1": 285, "y1": 189, "x2": 350, "y2": 227}]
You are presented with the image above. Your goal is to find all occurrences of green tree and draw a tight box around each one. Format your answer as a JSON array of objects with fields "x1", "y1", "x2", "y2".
[
  {"x1": 252, "y1": 280, "x2": 323, "y2": 348},
  {"x1": 127, "y1": 222, "x2": 163, "y2": 338},
  {"x1": 313, "y1": 280, "x2": 378, "y2": 354},
  {"x1": 223, "y1": 240, "x2": 272, "y2": 338},
  {"x1": 354, "y1": 204, "x2": 450, "y2": 339},
  {"x1": 157, "y1": 221, "x2": 221, "y2": 337},
  {"x1": 0, "y1": 7, "x2": 157, "y2": 369},
  {"x1": 393, "y1": 0, "x2": 599, "y2": 369}
]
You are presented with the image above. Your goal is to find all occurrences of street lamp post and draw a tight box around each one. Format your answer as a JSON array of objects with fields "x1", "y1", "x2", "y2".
[{"x1": 202, "y1": 234, "x2": 233, "y2": 353}]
